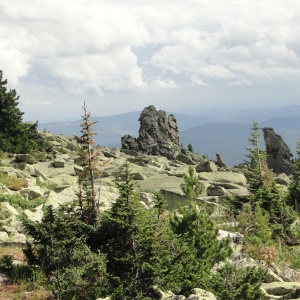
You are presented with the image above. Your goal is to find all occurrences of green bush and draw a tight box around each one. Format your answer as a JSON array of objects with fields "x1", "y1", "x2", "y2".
[{"x1": 208, "y1": 263, "x2": 266, "y2": 300}]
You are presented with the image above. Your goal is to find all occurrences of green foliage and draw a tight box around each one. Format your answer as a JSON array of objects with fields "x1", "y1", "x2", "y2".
[
  {"x1": 243, "y1": 121, "x2": 266, "y2": 193},
  {"x1": 49, "y1": 242, "x2": 109, "y2": 300},
  {"x1": 170, "y1": 202, "x2": 232, "y2": 272},
  {"x1": 0, "y1": 71, "x2": 50, "y2": 154},
  {"x1": 243, "y1": 121, "x2": 296, "y2": 244},
  {"x1": 280, "y1": 245, "x2": 300, "y2": 270},
  {"x1": 182, "y1": 166, "x2": 203, "y2": 205},
  {"x1": 97, "y1": 162, "x2": 155, "y2": 298},
  {"x1": 288, "y1": 140, "x2": 300, "y2": 212},
  {"x1": 0, "y1": 193, "x2": 44, "y2": 211},
  {"x1": 187, "y1": 143, "x2": 194, "y2": 152},
  {"x1": 0, "y1": 254, "x2": 13, "y2": 271},
  {"x1": 208, "y1": 263, "x2": 266, "y2": 300},
  {"x1": 22, "y1": 205, "x2": 94, "y2": 273}
]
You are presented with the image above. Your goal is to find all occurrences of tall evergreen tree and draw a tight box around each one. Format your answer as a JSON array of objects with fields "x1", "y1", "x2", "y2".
[
  {"x1": 243, "y1": 121, "x2": 267, "y2": 193},
  {"x1": 0, "y1": 70, "x2": 47, "y2": 153},
  {"x1": 76, "y1": 101, "x2": 100, "y2": 226}
]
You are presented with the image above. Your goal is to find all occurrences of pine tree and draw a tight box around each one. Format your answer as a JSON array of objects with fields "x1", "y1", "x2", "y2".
[
  {"x1": 182, "y1": 166, "x2": 203, "y2": 206},
  {"x1": 0, "y1": 70, "x2": 47, "y2": 153},
  {"x1": 97, "y1": 162, "x2": 148, "y2": 298},
  {"x1": 76, "y1": 101, "x2": 100, "y2": 226},
  {"x1": 243, "y1": 121, "x2": 267, "y2": 193},
  {"x1": 187, "y1": 143, "x2": 194, "y2": 152}
]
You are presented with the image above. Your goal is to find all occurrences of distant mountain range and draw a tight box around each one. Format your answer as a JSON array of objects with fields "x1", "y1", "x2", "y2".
[{"x1": 39, "y1": 104, "x2": 300, "y2": 166}]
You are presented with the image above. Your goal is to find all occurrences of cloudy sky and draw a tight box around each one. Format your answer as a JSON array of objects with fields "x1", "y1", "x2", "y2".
[{"x1": 1, "y1": 0, "x2": 300, "y2": 123}]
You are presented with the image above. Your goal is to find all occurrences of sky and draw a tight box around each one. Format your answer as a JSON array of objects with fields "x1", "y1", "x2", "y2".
[{"x1": 0, "y1": 0, "x2": 300, "y2": 123}]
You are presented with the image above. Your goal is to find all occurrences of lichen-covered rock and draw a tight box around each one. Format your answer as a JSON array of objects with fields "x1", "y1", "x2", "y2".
[
  {"x1": 15, "y1": 154, "x2": 36, "y2": 164},
  {"x1": 263, "y1": 127, "x2": 293, "y2": 175}
]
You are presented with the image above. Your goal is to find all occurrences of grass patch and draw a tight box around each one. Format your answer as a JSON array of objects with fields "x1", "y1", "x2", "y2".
[
  {"x1": 0, "y1": 194, "x2": 44, "y2": 211},
  {"x1": 0, "y1": 247, "x2": 51, "y2": 299},
  {"x1": 36, "y1": 179, "x2": 58, "y2": 191}
]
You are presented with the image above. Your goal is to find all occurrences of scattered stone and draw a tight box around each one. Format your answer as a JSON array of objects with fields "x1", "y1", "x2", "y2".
[
  {"x1": 187, "y1": 288, "x2": 217, "y2": 300},
  {"x1": 196, "y1": 161, "x2": 218, "y2": 172},
  {"x1": 275, "y1": 173, "x2": 291, "y2": 186},
  {"x1": 198, "y1": 172, "x2": 247, "y2": 187},
  {"x1": 1, "y1": 202, "x2": 19, "y2": 216},
  {"x1": 130, "y1": 172, "x2": 145, "y2": 180},
  {"x1": 176, "y1": 153, "x2": 196, "y2": 165},
  {"x1": 20, "y1": 186, "x2": 43, "y2": 200},
  {"x1": 0, "y1": 231, "x2": 9, "y2": 243},
  {"x1": 207, "y1": 185, "x2": 228, "y2": 196},
  {"x1": 261, "y1": 282, "x2": 300, "y2": 297},
  {"x1": 8, "y1": 233, "x2": 26, "y2": 244},
  {"x1": 53, "y1": 158, "x2": 65, "y2": 168}
]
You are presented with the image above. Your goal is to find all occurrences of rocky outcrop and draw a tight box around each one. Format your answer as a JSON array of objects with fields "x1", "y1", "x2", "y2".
[
  {"x1": 263, "y1": 128, "x2": 293, "y2": 175},
  {"x1": 121, "y1": 105, "x2": 181, "y2": 159}
]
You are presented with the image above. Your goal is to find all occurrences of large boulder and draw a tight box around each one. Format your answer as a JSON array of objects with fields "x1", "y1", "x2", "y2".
[
  {"x1": 261, "y1": 282, "x2": 300, "y2": 297},
  {"x1": 263, "y1": 127, "x2": 293, "y2": 175},
  {"x1": 121, "y1": 105, "x2": 181, "y2": 159},
  {"x1": 198, "y1": 171, "x2": 247, "y2": 187}
]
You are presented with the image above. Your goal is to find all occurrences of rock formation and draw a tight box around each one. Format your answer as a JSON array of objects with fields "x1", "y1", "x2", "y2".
[
  {"x1": 262, "y1": 127, "x2": 293, "y2": 175},
  {"x1": 121, "y1": 105, "x2": 181, "y2": 159}
]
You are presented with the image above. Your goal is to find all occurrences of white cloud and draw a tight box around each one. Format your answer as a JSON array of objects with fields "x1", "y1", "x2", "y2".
[{"x1": 0, "y1": 0, "x2": 300, "y2": 120}]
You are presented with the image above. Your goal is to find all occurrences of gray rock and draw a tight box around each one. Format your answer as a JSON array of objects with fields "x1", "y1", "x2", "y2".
[
  {"x1": 121, "y1": 105, "x2": 181, "y2": 159},
  {"x1": 130, "y1": 172, "x2": 145, "y2": 180},
  {"x1": 0, "y1": 183, "x2": 11, "y2": 194},
  {"x1": 187, "y1": 288, "x2": 217, "y2": 300},
  {"x1": 53, "y1": 158, "x2": 65, "y2": 168},
  {"x1": 1, "y1": 202, "x2": 19, "y2": 216},
  {"x1": 275, "y1": 173, "x2": 291, "y2": 186},
  {"x1": 215, "y1": 153, "x2": 228, "y2": 169},
  {"x1": 207, "y1": 185, "x2": 228, "y2": 196},
  {"x1": 263, "y1": 128, "x2": 293, "y2": 175},
  {"x1": 15, "y1": 154, "x2": 36, "y2": 164},
  {"x1": 176, "y1": 153, "x2": 196, "y2": 165},
  {"x1": 280, "y1": 268, "x2": 300, "y2": 282},
  {"x1": 8, "y1": 233, "x2": 26, "y2": 244},
  {"x1": 218, "y1": 230, "x2": 244, "y2": 244},
  {"x1": 23, "y1": 209, "x2": 44, "y2": 222},
  {"x1": 20, "y1": 186, "x2": 43, "y2": 200},
  {"x1": 0, "y1": 231, "x2": 9, "y2": 242},
  {"x1": 261, "y1": 282, "x2": 300, "y2": 296},
  {"x1": 198, "y1": 172, "x2": 247, "y2": 187},
  {"x1": 196, "y1": 161, "x2": 218, "y2": 173}
]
